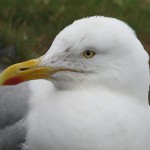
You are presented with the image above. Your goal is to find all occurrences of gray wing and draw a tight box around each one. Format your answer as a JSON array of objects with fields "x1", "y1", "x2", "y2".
[
  {"x1": 0, "y1": 119, "x2": 26, "y2": 150},
  {"x1": 0, "y1": 83, "x2": 30, "y2": 129},
  {"x1": 0, "y1": 81, "x2": 31, "y2": 150}
]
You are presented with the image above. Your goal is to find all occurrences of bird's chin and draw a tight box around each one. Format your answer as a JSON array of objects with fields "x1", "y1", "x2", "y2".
[
  {"x1": 48, "y1": 71, "x2": 83, "y2": 89},
  {"x1": 50, "y1": 71, "x2": 77, "y2": 80}
]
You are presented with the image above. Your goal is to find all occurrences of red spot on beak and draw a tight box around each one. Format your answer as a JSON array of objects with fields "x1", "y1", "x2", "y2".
[{"x1": 3, "y1": 77, "x2": 25, "y2": 85}]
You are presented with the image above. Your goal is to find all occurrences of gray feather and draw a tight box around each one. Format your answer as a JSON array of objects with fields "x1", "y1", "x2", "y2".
[
  {"x1": 0, "y1": 119, "x2": 26, "y2": 150},
  {"x1": 0, "y1": 77, "x2": 31, "y2": 150}
]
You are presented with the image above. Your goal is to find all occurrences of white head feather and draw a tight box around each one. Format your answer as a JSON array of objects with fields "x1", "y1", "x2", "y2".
[{"x1": 40, "y1": 16, "x2": 149, "y2": 101}]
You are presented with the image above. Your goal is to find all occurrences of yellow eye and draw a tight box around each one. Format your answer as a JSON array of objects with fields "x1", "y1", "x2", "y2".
[{"x1": 82, "y1": 50, "x2": 96, "y2": 58}]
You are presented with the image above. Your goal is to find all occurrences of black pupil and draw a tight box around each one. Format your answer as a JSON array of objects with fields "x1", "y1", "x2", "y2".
[{"x1": 86, "y1": 51, "x2": 91, "y2": 56}]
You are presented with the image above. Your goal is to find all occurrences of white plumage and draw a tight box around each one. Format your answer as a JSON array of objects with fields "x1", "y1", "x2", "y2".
[{"x1": 24, "y1": 16, "x2": 150, "y2": 150}]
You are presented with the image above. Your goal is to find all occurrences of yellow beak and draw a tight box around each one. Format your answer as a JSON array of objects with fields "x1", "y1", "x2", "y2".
[{"x1": 0, "y1": 58, "x2": 62, "y2": 85}]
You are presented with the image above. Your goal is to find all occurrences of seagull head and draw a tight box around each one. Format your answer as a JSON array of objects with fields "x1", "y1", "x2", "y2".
[{"x1": 0, "y1": 16, "x2": 149, "y2": 96}]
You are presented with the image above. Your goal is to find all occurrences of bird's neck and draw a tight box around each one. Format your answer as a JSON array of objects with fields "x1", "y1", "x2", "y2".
[{"x1": 51, "y1": 69, "x2": 149, "y2": 105}]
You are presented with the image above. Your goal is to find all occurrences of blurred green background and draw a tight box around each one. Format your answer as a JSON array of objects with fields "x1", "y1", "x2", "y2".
[{"x1": 0, "y1": 0, "x2": 150, "y2": 65}]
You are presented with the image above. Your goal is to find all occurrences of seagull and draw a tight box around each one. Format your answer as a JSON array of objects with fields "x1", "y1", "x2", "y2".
[{"x1": 0, "y1": 16, "x2": 150, "y2": 150}]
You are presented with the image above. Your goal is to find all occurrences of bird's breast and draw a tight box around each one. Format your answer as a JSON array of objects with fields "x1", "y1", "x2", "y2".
[{"x1": 25, "y1": 88, "x2": 150, "y2": 150}]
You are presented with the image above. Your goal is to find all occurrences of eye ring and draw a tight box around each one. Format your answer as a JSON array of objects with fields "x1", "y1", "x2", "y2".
[{"x1": 82, "y1": 50, "x2": 96, "y2": 58}]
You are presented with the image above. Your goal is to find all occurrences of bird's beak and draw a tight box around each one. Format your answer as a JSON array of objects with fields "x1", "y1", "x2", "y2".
[{"x1": 0, "y1": 57, "x2": 64, "y2": 85}]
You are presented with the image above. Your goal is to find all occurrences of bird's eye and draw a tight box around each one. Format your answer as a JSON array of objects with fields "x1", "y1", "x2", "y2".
[{"x1": 82, "y1": 50, "x2": 95, "y2": 58}]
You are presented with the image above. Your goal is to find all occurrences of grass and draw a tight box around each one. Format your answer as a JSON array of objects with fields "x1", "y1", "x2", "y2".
[{"x1": 0, "y1": 0, "x2": 149, "y2": 64}]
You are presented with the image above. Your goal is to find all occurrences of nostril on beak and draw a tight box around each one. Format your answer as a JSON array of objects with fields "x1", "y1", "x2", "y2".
[{"x1": 19, "y1": 68, "x2": 30, "y2": 71}]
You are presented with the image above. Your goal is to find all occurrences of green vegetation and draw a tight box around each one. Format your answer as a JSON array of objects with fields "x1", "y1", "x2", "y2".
[{"x1": 0, "y1": 0, "x2": 150, "y2": 64}]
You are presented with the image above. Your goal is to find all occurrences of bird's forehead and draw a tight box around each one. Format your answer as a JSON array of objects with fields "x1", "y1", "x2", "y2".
[
  {"x1": 44, "y1": 16, "x2": 136, "y2": 59},
  {"x1": 43, "y1": 35, "x2": 79, "y2": 60},
  {"x1": 47, "y1": 32, "x2": 90, "y2": 54}
]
